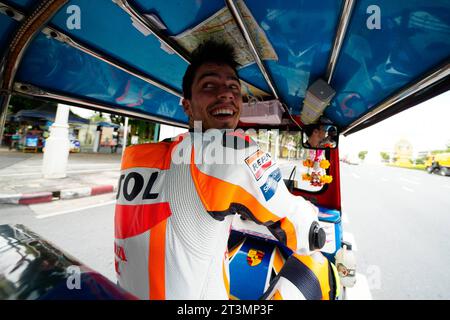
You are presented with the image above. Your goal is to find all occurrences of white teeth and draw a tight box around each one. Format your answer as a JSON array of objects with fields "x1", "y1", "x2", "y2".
[{"x1": 212, "y1": 108, "x2": 234, "y2": 116}]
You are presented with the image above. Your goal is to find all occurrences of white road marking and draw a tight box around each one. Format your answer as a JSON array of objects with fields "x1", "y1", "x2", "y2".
[
  {"x1": 351, "y1": 173, "x2": 360, "y2": 179},
  {"x1": 0, "y1": 168, "x2": 119, "y2": 177},
  {"x1": 401, "y1": 186, "x2": 414, "y2": 193},
  {"x1": 399, "y1": 178, "x2": 420, "y2": 185},
  {"x1": 36, "y1": 200, "x2": 116, "y2": 219},
  {"x1": 343, "y1": 232, "x2": 358, "y2": 251},
  {"x1": 344, "y1": 273, "x2": 373, "y2": 300},
  {"x1": 10, "y1": 163, "x2": 120, "y2": 169}
]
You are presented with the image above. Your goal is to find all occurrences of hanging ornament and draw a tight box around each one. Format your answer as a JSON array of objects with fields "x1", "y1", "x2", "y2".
[{"x1": 303, "y1": 150, "x2": 333, "y2": 187}]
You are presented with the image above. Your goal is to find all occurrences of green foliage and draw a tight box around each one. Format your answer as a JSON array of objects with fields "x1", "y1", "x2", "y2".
[
  {"x1": 358, "y1": 150, "x2": 368, "y2": 160},
  {"x1": 430, "y1": 149, "x2": 450, "y2": 155},
  {"x1": 128, "y1": 119, "x2": 157, "y2": 143},
  {"x1": 380, "y1": 152, "x2": 390, "y2": 161},
  {"x1": 9, "y1": 95, "x2": 57, "y2": 114},
  {"x1": 110, "y1": 114, "x2": 125, "y2": 126},
  {"x1": 90, "y1": 112, "x2": 106, "y2": 123},
  {"x1": 415, "y1": 158, "x2": 425, "y2": 165}
]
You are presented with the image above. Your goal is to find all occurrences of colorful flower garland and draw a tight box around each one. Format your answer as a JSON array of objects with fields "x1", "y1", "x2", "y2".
[{"x1": 301, "y1": 150, "x2": 333, "y2": 186}]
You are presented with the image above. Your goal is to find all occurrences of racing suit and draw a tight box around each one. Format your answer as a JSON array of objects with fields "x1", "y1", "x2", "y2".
[{"x1": 114, "y1": 130, "x2": 324, "y2": 300}]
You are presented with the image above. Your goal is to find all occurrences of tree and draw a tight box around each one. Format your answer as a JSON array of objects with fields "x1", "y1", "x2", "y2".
[
  {"x1": 279, "y1": 133, "x2": 288, "y2": 158},
  {"x1": 110, "y1": 114, "x2": 125, "y2": 126},
  {"x1": 415, "y1": 157, "x2": 426, "y2": 165},
  {"x1": 128, "y1": 119, "x2": 157, "y2": 143},
  {"x1": 9, "y1": 95, "x2": 57, "y2": 114},
  {"x1": 380, "y1": 152, "x2": 390, "y2": 162},
  {"x1": 90, "y1": 112, "x2": 106, "y2": 123},
  {"x1": 358, "y1": 151, "x2": 368, "y2": 160}
]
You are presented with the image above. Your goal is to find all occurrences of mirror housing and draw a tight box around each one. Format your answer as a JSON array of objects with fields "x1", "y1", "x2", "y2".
[{"x1": 302, "y1": 124, "x2": 338, "y2": 149}]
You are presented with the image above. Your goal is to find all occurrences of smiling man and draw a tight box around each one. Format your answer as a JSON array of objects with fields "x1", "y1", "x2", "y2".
[
  {"x1": 114, "y1": 41, "x2": 334, "y2": 301},
  {"x1": 181, "y1": 41, "x2": 242, "y2": 130}
]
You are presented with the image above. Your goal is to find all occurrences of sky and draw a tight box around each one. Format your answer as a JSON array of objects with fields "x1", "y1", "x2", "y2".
[
  {"x1": 70, "y1": 105, "x2": 100, "y2": 119},
  {"x1": 69, "y1": 89, "x2": 450, "y2": 158},
  {"x1": 339, "y1": 90, "x2": 450, "y2": 159}
]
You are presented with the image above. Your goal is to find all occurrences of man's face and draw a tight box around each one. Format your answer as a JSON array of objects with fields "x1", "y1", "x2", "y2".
[
  {"x1": 318, "y1": 126, "x2": 327, "y2": 140},
  {"x1": 182, "y1": 63, "x2": 242, "y2": 130}
]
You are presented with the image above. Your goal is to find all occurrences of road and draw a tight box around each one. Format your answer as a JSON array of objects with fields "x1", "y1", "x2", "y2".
[
  {"x1": 1, "y1": 162, "x2": 449, "y2": 299},
  {"x1": 340, "y1": 162, "x2": 450, "y2": 300},
  {"x1": 0, "y1": 193, "x2": 117, "y2": 282}
]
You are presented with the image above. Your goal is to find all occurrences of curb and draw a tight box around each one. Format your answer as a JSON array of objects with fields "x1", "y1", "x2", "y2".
[
  {"x1": 0, "y1": 192, "x2": 53, "y2": 205},
  {"x1": 0, "y1": 185, "x2": 116, "y2": 205},
  {"x1": 60, "y1": 185, "x2": 116, "y2": 200}
]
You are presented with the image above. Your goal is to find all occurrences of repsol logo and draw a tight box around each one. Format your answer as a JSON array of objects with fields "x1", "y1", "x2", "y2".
[{"x1": 116, "y1": 171, "x2": 160, "y2": 202}]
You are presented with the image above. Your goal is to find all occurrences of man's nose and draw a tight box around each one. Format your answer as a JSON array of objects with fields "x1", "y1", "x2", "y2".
[{"x1": 217, "y1": 86, "x2": 235, "y2": 101}]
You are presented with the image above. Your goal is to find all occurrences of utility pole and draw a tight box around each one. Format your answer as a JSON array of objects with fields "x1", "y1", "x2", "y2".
[{"x1": 42, "y1": 104, "x2": 70, "y2": 178}]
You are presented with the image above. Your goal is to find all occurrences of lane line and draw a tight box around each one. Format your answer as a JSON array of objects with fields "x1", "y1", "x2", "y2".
[
  {"x1": 401, "y1": 186, "x2": 414, "y2": 193},
  {"x1": 0, "y1": 168, "x2": 119, "y2": 177},
  {"x1": 8, "y1": 163, "x2": 120, "y2": 169},
  {"x1": 399, "y1": 178, "x2": 420, "y2": 185},
  {"x1": 351, "y1": 173, "x2": 360, "y2": 179},
  {"x1": 36, "y1": 200, "x2": 116, "y2": 219}
]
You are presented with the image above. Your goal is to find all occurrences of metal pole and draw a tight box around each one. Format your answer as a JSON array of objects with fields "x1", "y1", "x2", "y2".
[
  {"x1": 342, "y1": 62, "x2": 450, "y2": 135},
  {"x1": 153, "y1": 123, "x2": 160, "y2": 142},
  {"x1": 0, "y1": 94, "x2": 10, "y2": 146},
  {"x1": 225, "y1": 0, "x2": 280, "y2": 100},
  {"x1": 14, "y1": 82, "x2": 189, "y2": 128},
  {"x1": 112, "y1": 0, "x2": 269, "y2": 98},
  {"x1": 42, "y1": 27, "x2": 183, "y2": 98},
  {"x1": 0, "y1": 0, "x2": 68, "y2": 145},
  {"x1": 325, "y1": 0, "x2": 356, "y2": 84}
]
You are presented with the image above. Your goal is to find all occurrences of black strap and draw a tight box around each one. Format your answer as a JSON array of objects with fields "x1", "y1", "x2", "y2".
[{"x1": 260, "y1": 255, "x2": 322, "y2": 300}]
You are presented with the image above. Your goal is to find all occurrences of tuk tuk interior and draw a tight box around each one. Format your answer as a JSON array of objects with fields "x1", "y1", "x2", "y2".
[{"x1": 0, "y1": 0, "x2": 449, "y2": 300}]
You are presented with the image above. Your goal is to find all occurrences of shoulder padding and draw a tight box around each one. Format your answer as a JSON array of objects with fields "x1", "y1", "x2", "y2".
[{"x1": 121, "y1": 141, "x2": 176, "y2": 170}]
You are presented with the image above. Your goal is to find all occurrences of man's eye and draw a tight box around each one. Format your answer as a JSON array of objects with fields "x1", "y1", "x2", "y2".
[
  {"x1": 229, "y1": 84, "x2": 240, "y2": 90},
  {"x1": 203, "y1": 83, "x2": 216, "y2": 89}
]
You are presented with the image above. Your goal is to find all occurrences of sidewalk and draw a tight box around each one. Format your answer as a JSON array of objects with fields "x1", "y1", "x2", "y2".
[{"x1": 0, "y1": 147, "x2": 122, "y2": 205}]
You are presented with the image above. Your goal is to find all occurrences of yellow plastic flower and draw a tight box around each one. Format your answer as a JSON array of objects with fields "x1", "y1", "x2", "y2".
[
  {"x1": 320, "y1": 159, "x2": 330, "y2": 169},
  {"x1": 320, "y1": 175, "x2": 333, "y2": 184},
  {"x1": 302, "y1": 173, "x2": 311, "y2": 181}
]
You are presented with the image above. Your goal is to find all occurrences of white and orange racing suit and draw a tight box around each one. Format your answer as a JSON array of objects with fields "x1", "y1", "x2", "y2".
[{"x1": 114, "y1": 130, "x2": 324, "y2": 300}]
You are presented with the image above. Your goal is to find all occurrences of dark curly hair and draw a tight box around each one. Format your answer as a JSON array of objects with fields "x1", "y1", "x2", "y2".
[
  {"x1": 182, "y1": 40, "x2": 239, "y2": 99},
  {"x1": 304, "y1": 124, "x2": 323, "y2": 137}
]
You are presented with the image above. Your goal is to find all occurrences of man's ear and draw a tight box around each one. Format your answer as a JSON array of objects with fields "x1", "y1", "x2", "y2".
[{"x1": 182, "y1": 98, "x2": 193, "y2": 118}]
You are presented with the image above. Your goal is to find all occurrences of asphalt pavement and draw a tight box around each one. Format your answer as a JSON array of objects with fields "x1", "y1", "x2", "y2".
[
  {"x1": 340, "y1": 162, "x2": 450, "y2": 300},
  {"x1": 0, "y1": 193, "x2": 117, "y2": 282}
]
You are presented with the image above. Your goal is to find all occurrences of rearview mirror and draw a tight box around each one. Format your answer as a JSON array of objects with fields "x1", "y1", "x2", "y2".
[{"x1": 302, "y1": 124, "x2": 338, "y2": 149}]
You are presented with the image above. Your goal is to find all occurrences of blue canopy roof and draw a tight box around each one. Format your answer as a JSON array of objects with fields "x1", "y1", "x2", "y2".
[
  {"x1": 96, "y1": 121, "x2": 120, "y2": 128},
  {"x1": 12, "y1": 105, "x2": 90, "y2": 124},
  {"x1": 1, "y1": 0, "x2": 449, "y2": 134}
]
